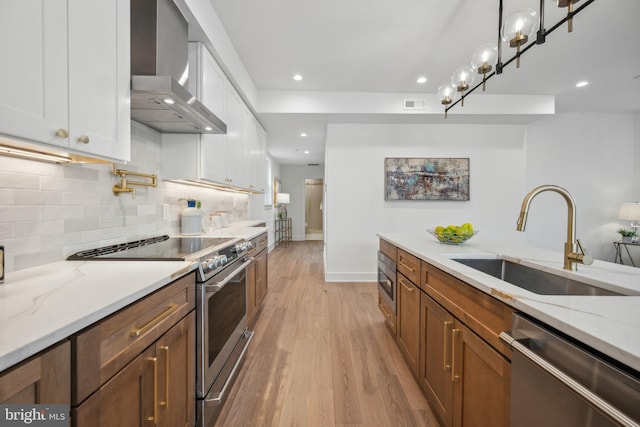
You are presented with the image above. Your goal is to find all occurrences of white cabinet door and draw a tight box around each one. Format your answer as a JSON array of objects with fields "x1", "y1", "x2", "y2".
[
  {"x1": 0, "y1": 0, "x2": 69, "y2": 147},
  {"x1": 192, "y1": 43, "x2": 227, "y2": 123},
  {"x1": 225, "y1": 88, "x2": 245, "y2": 188},
  {"x1": 68, "y1": 0, "x2": 130, "y2": 161},
  {"x1": 0, "y1": 0, "x2": 130, "y2": 162},
  {"x1": 195, "y1": 44, "x2": 228, "y2": 184}
]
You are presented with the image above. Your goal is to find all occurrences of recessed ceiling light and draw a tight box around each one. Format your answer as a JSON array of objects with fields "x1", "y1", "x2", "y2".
[
  {"x1": 293, "y1": 74, "x2": 303, "y2": 81},
  {"x1": 163, "y1": 97, "x2": 175, "y2": 105},
  {"x1": 417, "y1": 76, "x2": 427, "y2": 84},
  {"x1": 575, "y1": 81, "x2": 589, "y2": 88},
  {"x1": 300, "y1": 132, "x2": 307, "y2": 137},
  {"x1": 304, "y1": 150, "x2": 310, "y2": 154}
]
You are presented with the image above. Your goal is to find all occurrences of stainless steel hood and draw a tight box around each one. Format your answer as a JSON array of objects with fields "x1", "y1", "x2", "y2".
[{"x1": 130, "y1": 0, "x2": 226, "y2": 134}]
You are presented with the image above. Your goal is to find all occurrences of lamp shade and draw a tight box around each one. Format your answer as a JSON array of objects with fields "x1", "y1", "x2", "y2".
[
  {"x1": 276, "y1": 193, "x2": 290, "y2": 204},
  {"x1": 618, "y1": 202, "x2": 640, "y2": 220}
]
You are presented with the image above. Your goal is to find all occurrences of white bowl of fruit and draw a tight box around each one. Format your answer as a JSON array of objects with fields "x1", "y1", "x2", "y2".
[{"x1": 427, "y1": 223, "x2": 478, "y2": 245}]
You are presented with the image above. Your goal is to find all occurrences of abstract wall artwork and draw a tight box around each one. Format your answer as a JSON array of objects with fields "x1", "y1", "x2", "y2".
[{"x1": 384, "y1": 158, "x2": 470, "y2": 201}]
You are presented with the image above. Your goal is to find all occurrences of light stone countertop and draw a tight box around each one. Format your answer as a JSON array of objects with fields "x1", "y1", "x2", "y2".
[
  {"x1": 0, "y1": 224, "x2": 269, "y2": 372},
  {"x1": 378, "y1": 232, "x2": 640, "y2": 372}
]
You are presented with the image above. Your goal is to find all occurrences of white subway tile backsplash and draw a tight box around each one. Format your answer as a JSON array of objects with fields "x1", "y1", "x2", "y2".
[
  {"x1": 0, "y1": 189, "x2": 13, "y2": 205},
  {"x1": 0, "y1": 172, "x2": 40, "y2": 190},
  {"x1": 0, "y1": 206, "x2": 41, "y2": 222},
  {"x1": 64, "y1": 217, "x2": 100, "y2": 233},
  {"x1": 14, "y1": 219, "x2": 64, "y2": 237}
]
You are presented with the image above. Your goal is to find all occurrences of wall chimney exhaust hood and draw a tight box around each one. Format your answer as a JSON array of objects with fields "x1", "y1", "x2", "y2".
[{"x1": 130, "y1": 0, "x2": 226, "y2": 134}]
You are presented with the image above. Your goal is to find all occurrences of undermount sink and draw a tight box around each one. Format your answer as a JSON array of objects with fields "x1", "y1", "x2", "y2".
[{"x1": 451, "y1": 258, "x2": 625, "y2": 296}]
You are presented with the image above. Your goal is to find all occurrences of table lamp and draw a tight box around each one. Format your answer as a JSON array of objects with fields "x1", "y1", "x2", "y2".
[
  {"x1": 618, "y1": 202, "x2": 640, "y2": 243},
  {"x1": 276, "y1": 193, "x2": 290, "y2": 220}
]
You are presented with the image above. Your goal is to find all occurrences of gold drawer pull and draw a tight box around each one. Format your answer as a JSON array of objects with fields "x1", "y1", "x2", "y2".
[
  {"x1": 400, "y1": 279, "x2": 414, "y2": 292},
  {"x1": 378, "y1": 302, "x2": 391, "y2": 320},
  {"x1": 398, "y1": 259, "x2": 415, "y2": 272},
  {"x1": 451, "y1": 328, "x2": 461, "y2": 382},
  {"x1": 443, "y1": 321, "x2": 452, "y2": 371},
  {"x1": 147, "y1": 357, "x2": 158, "y2": 424},
  {"x1": 130, "y1": 304, "x2": 178, "y2": 337},
  {"x1": 160, "y1": 346, "x2": 170, "y2": 408}
]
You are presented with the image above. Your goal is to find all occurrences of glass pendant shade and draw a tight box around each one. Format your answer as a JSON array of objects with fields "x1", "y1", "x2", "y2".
[
  {"x1": 450, "y1": 66, "x2": 476, "y2": 106},
  {"x1": 437, "y1": 83, "x2": 458, "y2": 105},
  {"x1": 501, "y1": 9, "x2": 539, "y2": 67},
  {"x1": 437, "y1": 83, "x2": 458, "y2": 118},
  {"x1": 471, "y1": 44, "x2": 498, "y2": 91}
]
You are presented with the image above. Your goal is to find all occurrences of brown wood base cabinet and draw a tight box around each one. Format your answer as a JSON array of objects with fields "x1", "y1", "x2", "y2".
[
  {"x1": 247, "y1": 232, "x2": 268, "y2": 326},
  {"x1": 0, "y1": 340, "x2": 70, "y2": 405},
  {"x1": 397, "y1": 272, "x2": 420, "y2": 378},
  {"x1": 72, "y1": 273, "x2": 196, "y2": 427},
  {"x1": 420, "y1": 293, "x2": 509, "y2": 427},
  {"x1": 377, "y1": 238, "x2": 513, "y2": 427}
]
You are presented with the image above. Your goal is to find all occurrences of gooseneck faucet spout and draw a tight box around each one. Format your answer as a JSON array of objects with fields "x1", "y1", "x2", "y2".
[{"x1": 516, "y1": 185, "x2": 593, "y2": 270}]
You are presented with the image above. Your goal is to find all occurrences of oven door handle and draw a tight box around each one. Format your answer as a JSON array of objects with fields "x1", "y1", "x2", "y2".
[
  {"x1": 499, "y1": 331, "x2": 640, "y2": 427},
  {"x1": 205, "y1": 330, "x2": 254, "y2": 406},
  {"x1": 204, "y1": 258, "x2": 254, "y2": 294}
]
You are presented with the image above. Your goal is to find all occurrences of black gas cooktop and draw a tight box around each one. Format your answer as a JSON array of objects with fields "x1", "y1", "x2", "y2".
[{"x1": 67, "y1": 235, "x2": 236, "y2": 261}]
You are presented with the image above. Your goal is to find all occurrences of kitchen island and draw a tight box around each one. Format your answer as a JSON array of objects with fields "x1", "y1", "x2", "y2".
[{"x1": 378, "y1": 232, "x2": 640, "y2": 372}]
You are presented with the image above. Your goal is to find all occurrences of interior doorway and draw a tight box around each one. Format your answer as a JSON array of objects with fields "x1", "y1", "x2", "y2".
[{"x1": 304, "y1": 178, "x2": 323, "y2": 240}]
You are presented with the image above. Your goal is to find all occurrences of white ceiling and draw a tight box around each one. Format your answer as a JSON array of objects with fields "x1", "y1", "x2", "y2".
[{"x1": 208, "y1": 0, "x2": 640, "y2": 165}]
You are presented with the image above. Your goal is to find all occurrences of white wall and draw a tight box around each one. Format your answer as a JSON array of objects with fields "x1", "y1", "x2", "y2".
[
  {"x1": 525, "y1": 113, "x2": 638, "y2": 261},
  {"x1": 279, "y1": 165, "x2": 326, "y2": 241},
  {"x1": 324, "y1": 123, "x2": 528, "y2": 281}
]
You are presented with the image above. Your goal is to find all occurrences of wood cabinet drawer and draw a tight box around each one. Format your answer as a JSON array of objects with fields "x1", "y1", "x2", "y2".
[
  {"x1": 421, "y1": 261, "x2": 513, "y2": 358},
  {"x1": 249, "y1": 232, "x2": 268, "y2": 256},
  {"x1": 379, "y1": 238, "x2": 397, "y2": 262},
  {"x1": 72, "y1": 272, "x2": 196, "y2": 404},
  {"x1": 378, "y1": 293, "x2": 396, "y2": 336},
  {"x1": 397, "y1": 249, "x2": 420, "y2": 284}
]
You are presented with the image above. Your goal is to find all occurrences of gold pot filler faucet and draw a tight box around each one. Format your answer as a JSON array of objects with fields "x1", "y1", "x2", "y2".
[{"x1": 516, "y1": 185, "x2": 593, "y2": 271}]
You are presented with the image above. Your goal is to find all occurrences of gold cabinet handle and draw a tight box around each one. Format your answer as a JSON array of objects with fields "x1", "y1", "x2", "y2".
[
  {"x1": 130, "y1": 304, "x2": 178, "y2": 337},
  {"x1": 398, "y1": 259, "x2": 415, "y2": 272},
  {"x1": 77, "y1": 135, "x2": 90, "y2": 144},
  {"x1": 147, "y1": 357, "x2": 158, "y2": 425},
  {"x1": 378, "y1": 302, "x2": 391, "y2": 320},
  {"x1": 55, "y1": 128, "x2": 68, "y2": 138},
  {"x1": 160, "y1": 346, "x2": 169, "y2": 408},
  {"x1": 400, "y1": 278, "x2": 414, "y2": 292},
  {"x1": 451, "y1": 328, "x2": 461, "y2": 382},
  {"x1": 443, "y1": 321, "x2": 452, "y2": 371}
]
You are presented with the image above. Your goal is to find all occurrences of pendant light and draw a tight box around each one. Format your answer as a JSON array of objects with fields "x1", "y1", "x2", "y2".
[
  {"x1": 471, "y1": 44, "x2": 498, "y2": 91},
  {"x1": 437, "y1": 83, "x2": 458, "y2": 118},
  {"x1": 450, "y1": 66, "x2": 476, "y2": 107},
  {"x1": 501, "y1": 9, "x2": 539, "y2": 68}
]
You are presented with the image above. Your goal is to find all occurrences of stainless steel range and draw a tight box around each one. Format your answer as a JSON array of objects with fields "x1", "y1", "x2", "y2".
[{"x1": 68, "y1": 235, "x2": 255, "y2": 426}]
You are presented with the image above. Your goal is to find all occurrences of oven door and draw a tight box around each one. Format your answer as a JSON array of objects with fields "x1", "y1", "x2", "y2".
[
  {"x1": 377, "y1": 251, "x2": 396, "y2": 313},
  {"x1": 196, "y1": 257, "x2": 253, "y2": 398}
]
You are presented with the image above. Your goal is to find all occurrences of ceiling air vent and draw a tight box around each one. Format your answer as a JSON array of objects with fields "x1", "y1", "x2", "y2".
[
  {"x1": 307, "y1": 163, "x2": 320, "y2": 166},
  {"x1": 404, "y1": 99, "x2": 426, "y2": 110}
]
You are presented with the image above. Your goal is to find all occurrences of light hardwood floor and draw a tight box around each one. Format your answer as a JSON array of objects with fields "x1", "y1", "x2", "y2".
[{"x1": 215, "y1": 241, "x2": 439, "y2": 427}]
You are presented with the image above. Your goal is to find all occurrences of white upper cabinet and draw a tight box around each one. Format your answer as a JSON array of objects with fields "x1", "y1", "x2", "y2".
[{"x1": 0, "y1": 0, "x2": 130, "y2": 162}]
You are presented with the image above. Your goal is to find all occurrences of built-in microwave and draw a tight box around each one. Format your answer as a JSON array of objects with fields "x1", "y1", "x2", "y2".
[{"x1": 377, "y1": 251, "x2": 396, "y2": 313}]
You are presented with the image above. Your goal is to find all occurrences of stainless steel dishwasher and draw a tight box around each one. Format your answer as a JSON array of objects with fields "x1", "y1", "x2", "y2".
[{"x1": 500, "y1": 313, "x2": 640, "y2": 427}]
